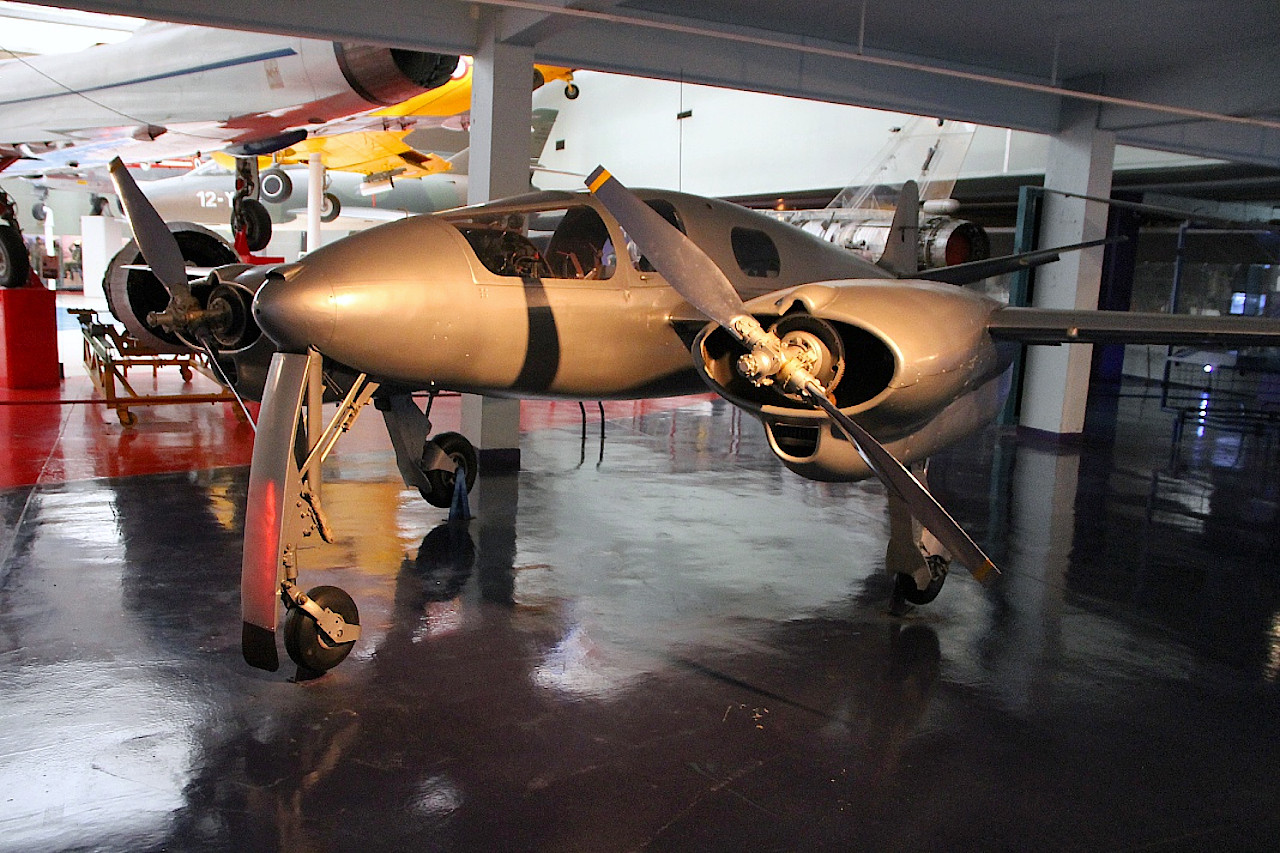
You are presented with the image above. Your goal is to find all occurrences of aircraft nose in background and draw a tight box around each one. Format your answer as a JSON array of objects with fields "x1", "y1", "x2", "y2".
[{"x1": 252, "y1": 270, "x2": 335, "y2": 353}]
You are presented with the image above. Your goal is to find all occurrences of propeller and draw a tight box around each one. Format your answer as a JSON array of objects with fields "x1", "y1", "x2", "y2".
[
  {"x1": 108, "y1": 157, "x2": 194, "y2": 307},
  {"x1": 109, "y1": 156, "x2": 258, "y2": 428},
  {"x1": 586, "y1": 166, "x2": 998, "y2": 585}
]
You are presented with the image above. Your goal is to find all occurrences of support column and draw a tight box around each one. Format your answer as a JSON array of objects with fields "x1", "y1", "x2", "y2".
[
  {"x1": 462, "y1": 14, "x2": 534, "y2": 473},
  {"x1": 306, "y1": 154, "x2": 325, "y2": 254},
  {"x1": 1019, "y1": 101, "x2": 1116, "y2": 439},
  {"x1": 80, "y1": 214, "x2": 125, "y2": 307}
]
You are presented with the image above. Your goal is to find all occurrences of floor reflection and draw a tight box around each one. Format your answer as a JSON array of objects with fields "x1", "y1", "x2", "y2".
[{"x1": 1, "y1": 382, "x2": 1279, "y2": 850}]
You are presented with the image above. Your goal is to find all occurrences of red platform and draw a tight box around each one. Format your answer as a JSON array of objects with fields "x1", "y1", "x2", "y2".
[{"x1": 0, "y1": 287, "x2": 60, "y2": 389}]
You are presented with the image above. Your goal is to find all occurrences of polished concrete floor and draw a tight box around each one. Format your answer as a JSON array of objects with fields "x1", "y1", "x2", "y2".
[{"x1": 2, "y1": 340, "x2": 1280, "y2": 850}]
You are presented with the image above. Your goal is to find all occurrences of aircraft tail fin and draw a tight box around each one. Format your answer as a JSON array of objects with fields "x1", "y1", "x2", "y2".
[{"x1": 876, "y1": 180, "x2": 919, "y2": 277}]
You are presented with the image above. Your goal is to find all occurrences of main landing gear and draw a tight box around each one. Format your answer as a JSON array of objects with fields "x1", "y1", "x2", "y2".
[
  {"x1": 241, "y1": 351, "x2": 477, "y2": 676},
  {"x1": 885, "y1": 461, "x2": 952, "y2": 614}
]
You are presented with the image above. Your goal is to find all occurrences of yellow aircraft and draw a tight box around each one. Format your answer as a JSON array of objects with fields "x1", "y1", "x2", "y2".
[
  {"x1": 374, "y1": 57, "x2": 576, "y2": 120},
  {"x1": 215, "y1": 58, "x2": 574, "y2": 248},
  {"x1": 269, "y1": 59, "x2": 573, "y2": 178}
]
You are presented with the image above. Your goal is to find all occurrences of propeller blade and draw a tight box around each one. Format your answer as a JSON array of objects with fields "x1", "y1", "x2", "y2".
[
  {"x1": 107, "y1": 157, "x2": 191, "y2": 299},
  {"x1": 586, "y1": 166, "x2": 748, "y2": 330},
  {"x1": 194, "y1": 330, "x2": 257, "y2": 432},
  {"x1": 805, "y1": 387, "x2": 998, "y2": 583}
]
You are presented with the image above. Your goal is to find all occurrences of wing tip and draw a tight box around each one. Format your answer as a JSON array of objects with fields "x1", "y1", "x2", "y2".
[{"x1": 970, "y1": 559, "x2": 1000, "y2": 584}]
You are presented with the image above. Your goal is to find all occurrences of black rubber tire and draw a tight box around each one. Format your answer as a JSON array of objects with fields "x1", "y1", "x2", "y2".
[
  {"x1": 892, "y1": 569, "x2": 946, "y2": 606},
  {"x1": 564, "y1": 83, "x2": 580, "y2": 100},
  {"x1": 234, "y1": 198, "x2": 273, "y2": 252},
  {"x1": 30, "y1": 203, "x2": 46, "y2": 222},
  {"x1": 418, "y1": 431, "x2": 478, "y2": 508},
  {"x1": 283, "y1": 585, "x2": 360, "y2": 673},
  {"x1": 259, "y1": 168, "x2": 293, "y2": 203},
  {"x1": 0, "y1": 224, "x2": 31, "y2": 288},
  {"x1": 320, "y1": 192, "x2": 341, "y2": 223}
]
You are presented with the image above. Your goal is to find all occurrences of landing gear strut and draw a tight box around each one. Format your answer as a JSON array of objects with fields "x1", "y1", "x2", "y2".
[
  {"x1": 885, "y1": 461, "x2": 953, "y2": 613},
  {"x1": 242, "y1": 350, "x2": 377, "y2": 673}
]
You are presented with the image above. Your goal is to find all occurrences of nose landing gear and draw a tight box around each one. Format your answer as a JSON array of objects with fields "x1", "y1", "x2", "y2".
[{"x1": 282, "y1": 582, "x2": 361, "y2": 673}]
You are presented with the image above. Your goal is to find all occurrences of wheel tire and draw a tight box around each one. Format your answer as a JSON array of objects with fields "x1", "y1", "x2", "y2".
[
  {"x1": 564, "y1": 82, "x2": 580, "y2": 100},
  {"x1": 30, "y1": 203, "x2": 46, "y2": 222},
  {"x1": 320, "y1": 192, "x2": 341, "y2": 223},
  {"x1": 0, "y1": 224, "x2": 31, "y2": 288},
  {"x1": 418, "y1": 431, "x2": 478, "y2": 508},
  {"x1": 234, "y1": 197, "x2": 272, "y2": 252},
  {"x1": 283, "y1": 585, "x2": 360, "y2": 673},
  {"x1": 892, "y1": 567, "x2": 946, "y2": 606},
  {"x1": 259, "y1": 168, "x2": 293, "y2": 203}
]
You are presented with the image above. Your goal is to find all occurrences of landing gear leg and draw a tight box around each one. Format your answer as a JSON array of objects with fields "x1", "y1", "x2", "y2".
[
  {"x1": 886, "y1": 461, "x2": 951, "y2": 613},
  {"x1": 241, "y1": 349, "x2": 378, "y2": 674},
  {"x1": 378, "y1": 391, "x2": 478, "y2": 508}
]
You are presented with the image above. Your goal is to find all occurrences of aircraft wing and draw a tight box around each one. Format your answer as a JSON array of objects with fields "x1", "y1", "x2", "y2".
[
  {"x1": 374, "y1": 62, "x2": 573, "y2": 118},
  {"x1": 273, "y1": 130, "x2": 450, "y2": 178},
  {"x1": 988, "y1": 307, "x2": 1280, "y2": 346},
  {"x1": 0, "y1": 23, "x2": 459, "y2": 173}
]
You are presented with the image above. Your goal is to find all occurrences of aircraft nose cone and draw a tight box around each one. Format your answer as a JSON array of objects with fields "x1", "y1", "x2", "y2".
[{"x1": 252, "y1": 268, "x2": 335, "y2": 353}]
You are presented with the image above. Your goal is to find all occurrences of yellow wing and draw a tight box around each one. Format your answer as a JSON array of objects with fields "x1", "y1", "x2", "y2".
[
  {"x1": 374, "y1": 59, "x2": 574, "y2": 118},
  {"x1": 274, "y1": 130, "x2": 450, "y2": 178}
]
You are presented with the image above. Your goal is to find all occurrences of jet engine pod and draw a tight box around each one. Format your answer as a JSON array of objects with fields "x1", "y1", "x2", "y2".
[
  {"x1": 333, "y1": 44, "x2": 460, "y2": 106},
  {"x1": 818, "y1": 216, "x2": 990, "y2": 270},
  {"x1": 920, "y1": 216, "x2": 990, "y2": 269},
  {"x1": 104, "y1": 221, "x2": 238, "y2": 353}
]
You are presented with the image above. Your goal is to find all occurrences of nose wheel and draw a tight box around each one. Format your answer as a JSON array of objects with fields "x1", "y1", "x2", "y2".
[
  {"x1": 283, "y1": 584, "x2": 361, "y2": 673},
  {"x1": 891, "y1": 555, "x2": 949, "y2": 608}
]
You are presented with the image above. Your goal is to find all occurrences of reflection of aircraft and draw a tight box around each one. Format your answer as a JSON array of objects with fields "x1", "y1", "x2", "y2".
[
  {"x1": 771, "y1": 118, "x2": 991, "y2": 271},
  {"x1": 107, "y1": 159, "x2": 1280, "y2": 677},
  {"x1": 0, "y1": 22, "x2": 459, "y2": 174}
]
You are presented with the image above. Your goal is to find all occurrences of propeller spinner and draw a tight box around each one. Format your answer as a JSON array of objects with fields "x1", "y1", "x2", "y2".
[{"x1": 585, "y1": 166, "x2": 998, "y2": 585}]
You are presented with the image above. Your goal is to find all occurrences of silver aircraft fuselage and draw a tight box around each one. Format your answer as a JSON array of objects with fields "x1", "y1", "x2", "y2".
[{"x1": 250, "y1": 189, "x2": 1011, "y2": 481}]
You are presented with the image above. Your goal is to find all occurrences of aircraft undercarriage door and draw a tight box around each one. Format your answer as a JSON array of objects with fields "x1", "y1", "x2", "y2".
[{"x1": 242, "y1": 351, "x2": 311, "y2": 671}]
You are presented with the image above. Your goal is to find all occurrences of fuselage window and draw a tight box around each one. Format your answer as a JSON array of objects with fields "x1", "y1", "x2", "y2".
[
  {"x1": 540, "y1": 206, "x2": 614, "y2": 280},
  {"x1": 731, "y1": 227, "x2": 780, "y2": 278}
]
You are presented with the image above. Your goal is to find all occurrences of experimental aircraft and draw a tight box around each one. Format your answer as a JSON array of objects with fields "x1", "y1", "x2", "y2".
[
  {"x1": 108, "y1": 158, "x2": 1280, "y2": 677},
  {"x1": 770, "y1": 118, "x2": 990, "y2": 270}
]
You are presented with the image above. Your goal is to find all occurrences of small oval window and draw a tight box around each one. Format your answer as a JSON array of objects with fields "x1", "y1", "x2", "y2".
[{"x1": 731, "y1": 227, "x2": 780, "y2": 278}]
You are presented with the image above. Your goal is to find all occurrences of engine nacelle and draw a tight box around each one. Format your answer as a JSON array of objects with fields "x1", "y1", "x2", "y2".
[
  {"x1": 920, "y1": 216, "x2": 990, "y2": 269},
  {"x1": 800, "y1": 215, "x2": 990, "y2": 270},
  {"x1": 105, "y1": 221, "x2": 239, "y2": 353},
  {"x1": 104, "y1": 222, "x2": 276, "y2": 399},
  {"x1": 694, "y1": 281, "x2": 1011, "y2": 481},
  {"x1": 332, "y1": 44, "x2": 459, "y2": 106}
]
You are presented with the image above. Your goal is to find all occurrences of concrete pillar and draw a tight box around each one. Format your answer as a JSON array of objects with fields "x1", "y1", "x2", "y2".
[
  {"x1": 1019, "y1": 101, "x2": 1116, "y2": 438},
  {"x1": 461, "y1": 14, "x2": 534, "y2": 473},
  {"x1": 306, "y1": 154, "x2": 325, "y2": 255},
  {"x1": 80, "y1": 215, "x2": 125, "y2": 307}
]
